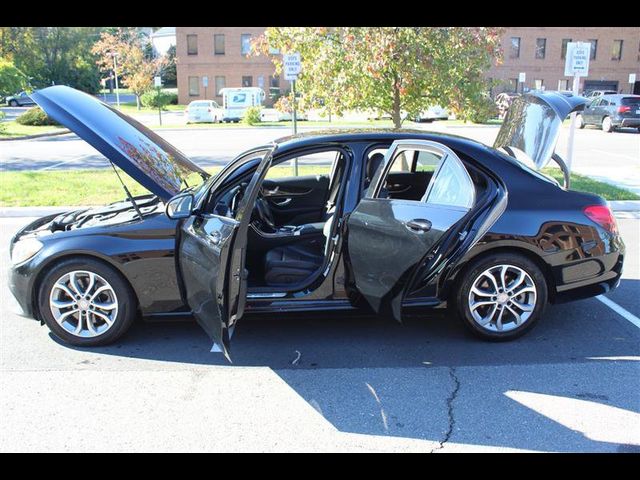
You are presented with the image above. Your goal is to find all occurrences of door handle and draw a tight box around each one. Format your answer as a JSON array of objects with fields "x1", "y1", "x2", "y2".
[
  {"x1": 405, "y1": 219, "x2": 432, "y2": 233},
  {"x1": 272, "y1": 198, "x2": 292, "y2": 206}
]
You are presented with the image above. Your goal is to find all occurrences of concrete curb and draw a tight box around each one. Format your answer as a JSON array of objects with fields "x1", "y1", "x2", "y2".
[
  {"x1": 1, "y1": 201, "x2": 639, "y2": 218},
  {"x1": 0, "y1": 129, "x2": 72, "y2": 142}
]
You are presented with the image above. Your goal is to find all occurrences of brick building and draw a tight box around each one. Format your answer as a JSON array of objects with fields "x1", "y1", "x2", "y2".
[
  {"x1": 176, "y1": 27, "x2": 640, "y2": 105},
  {"x1": 175, "y1": 27, "x2": 288, "y2": 106},
  {"x1": 488, "y1": 27, "x2": 640, "y2": 95}
]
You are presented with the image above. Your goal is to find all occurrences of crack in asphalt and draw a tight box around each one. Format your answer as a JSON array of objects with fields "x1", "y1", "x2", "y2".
[{"x1": 431, "y1": 367, "x2": 460, "y2": 453}]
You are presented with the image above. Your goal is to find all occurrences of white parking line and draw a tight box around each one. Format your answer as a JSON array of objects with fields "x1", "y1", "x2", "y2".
[{"x1": 597, "y1": 295, "x2": 640, "y2": 329}]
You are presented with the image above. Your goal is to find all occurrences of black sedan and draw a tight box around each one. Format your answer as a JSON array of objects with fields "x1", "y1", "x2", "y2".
[{"x1": 8, "y1": 87, "x2": 625, "y2": 359}]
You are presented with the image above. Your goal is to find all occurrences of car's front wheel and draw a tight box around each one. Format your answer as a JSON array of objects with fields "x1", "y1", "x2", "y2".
[
  {"x1": 455, "y1": 253, "x2": 548, "y2": 341},
  {"x1": 37, "y1": 258, "x2": 137, "y2": 347}
]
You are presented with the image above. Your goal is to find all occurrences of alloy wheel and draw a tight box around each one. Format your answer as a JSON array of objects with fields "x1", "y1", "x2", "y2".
[
  {"x1": 49, "y1": 270, "x2": 119, "y2": 338},
  {"x1": 467, "y1": 264, "x2": 537, "y2": 333}
]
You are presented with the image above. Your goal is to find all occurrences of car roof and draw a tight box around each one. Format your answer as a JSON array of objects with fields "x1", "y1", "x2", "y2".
[
  {"x1": 600, "y1": 94, "x2": 638, "y2": 99},
  {"x1": 271, "y1": 128, "x2": 488, "y2": 153}
]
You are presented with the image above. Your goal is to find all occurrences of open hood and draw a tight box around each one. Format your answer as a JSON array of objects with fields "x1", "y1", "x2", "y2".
[
  {"x1": 31, "y1": 86, "x2": 209, "y2": 201},
  {"x1": 493, "y1": 91, "x2": 589, "y2": 169}
]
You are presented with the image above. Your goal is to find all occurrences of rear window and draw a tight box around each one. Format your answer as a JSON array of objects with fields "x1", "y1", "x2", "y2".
[{"x1": 621, "y1": 97, "x2": 640, "y2": 106}]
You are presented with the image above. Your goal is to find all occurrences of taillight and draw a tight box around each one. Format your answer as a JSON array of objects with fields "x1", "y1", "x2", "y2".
[
  {"x1": 584, "y1": 205, "x2": 618, "y2": 234},
  {"x1": 617, "y1": 105, "x2": 631, "y2": 114}
]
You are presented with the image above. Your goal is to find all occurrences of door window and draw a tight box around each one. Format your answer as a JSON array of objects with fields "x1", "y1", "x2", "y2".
[{"x1": 373, "y1": 142, "x2": 474, "y2": 209}]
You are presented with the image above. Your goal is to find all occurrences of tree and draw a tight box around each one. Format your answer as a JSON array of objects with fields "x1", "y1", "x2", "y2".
[
  {"x1": 162, "y1": 45, "x2": 177, "y2": 87},
  {"x1": 254, "y1": 27, "x2": 503, "y2": 128},
  {"x1": 92, "y1": 27, "x2": 165, "y2": 110},
  {"x1": 0, "y1": 57, "x2": 28, "y2": 98},
  {"x1": 0, "y1": 27, "x2": 103, "y2": 93}
]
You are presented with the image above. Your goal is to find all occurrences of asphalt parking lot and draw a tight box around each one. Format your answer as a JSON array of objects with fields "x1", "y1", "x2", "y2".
[{"x1": 1, "y1": 215, "x2": 638, "y2": 452}]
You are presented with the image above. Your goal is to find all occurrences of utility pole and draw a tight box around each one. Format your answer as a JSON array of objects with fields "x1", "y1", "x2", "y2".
[{"x1": 112, "y1": 52, "x2": 121, "y2": 109}]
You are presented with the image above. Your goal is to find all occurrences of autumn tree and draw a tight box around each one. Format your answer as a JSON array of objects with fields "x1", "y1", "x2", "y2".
[
  {"x1": 92, "y1": 27, "x2": 165, "y2": 110},
  {"x1": 254, "y1": 27, "x2": 503, "y2": 128}
]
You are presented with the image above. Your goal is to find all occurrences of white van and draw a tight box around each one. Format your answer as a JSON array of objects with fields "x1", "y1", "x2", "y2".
[{"x1": 220, "y1": 87, "x2": 265, "y2": 123}]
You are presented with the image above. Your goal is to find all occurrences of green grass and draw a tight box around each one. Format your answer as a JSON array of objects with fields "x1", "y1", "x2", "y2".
[
  {"x1": 542, "y1": 168, "x2": 640, "y2": 201},
  {"x1": 1, "y1": 165, "x2": 637, "y2": 207},
  {"x1": 0, "y1": 121, "x2": 67, "y2": 138},
  {"x1": 116, "y1": 102, "x2": 187, "y2": 114}
]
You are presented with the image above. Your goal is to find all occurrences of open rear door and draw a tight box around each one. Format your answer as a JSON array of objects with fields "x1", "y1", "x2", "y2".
[
  {"x1": 177, "y1": 149, "x2": 273, "y2": 359},
  {"x1": 345, "y1": 140, "x2": 478, "y2": 320}
]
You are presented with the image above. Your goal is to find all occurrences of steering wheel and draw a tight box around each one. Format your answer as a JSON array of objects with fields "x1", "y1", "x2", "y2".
[{"x1": 254, "y1": 193, "x2": 277, "y2": 230}]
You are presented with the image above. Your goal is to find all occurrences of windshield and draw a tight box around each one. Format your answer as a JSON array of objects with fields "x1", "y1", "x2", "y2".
[
  {"x1": 621, "y1": 97, "x2": 640, "y2": 106},
  {"x1": 192, "y1": 147, "x2": 274, "y2": 208}
]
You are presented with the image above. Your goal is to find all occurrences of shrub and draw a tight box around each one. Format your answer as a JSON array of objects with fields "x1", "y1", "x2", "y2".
[
  {"x1": 16, "y1": 107, "x2": 60, "y2": 126},
  {"x1": 140, "y1": 90, "x2": 178, "y2": 109},
  {"x1": 0, "y1": 111, "x2": 6, "y2": 134},
  {"x1": 242, "y1": 106, "x2": 262, "y2": 125},
  {"x1": 469, "y1": 94, "x2": 498, "y2": 124}
]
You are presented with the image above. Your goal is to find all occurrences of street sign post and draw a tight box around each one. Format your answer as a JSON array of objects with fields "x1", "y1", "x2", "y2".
[
  {"x1": 203, "y1": 76, "x2": 209, "y2": 99},
  {"x1": 564, "y1": 42, "x2": 591, "y2": 173},
  {"x1": 154, "y1": 76, "x2": 163, "y2": 126},
  {"x1": 283, "y1": 53, "x2": 302, "y2": 175},
  {"x1": 518, "y1": 72, "x2": 526, "y2": 93},
  {"x1": 629, "y1": 73, "x2": 637, "y2": 94}
]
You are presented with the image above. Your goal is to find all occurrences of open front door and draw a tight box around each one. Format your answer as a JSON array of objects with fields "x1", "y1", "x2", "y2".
[
  {"x1": 178, "y1": 149, "x2": 273, "y2": 359},
  {"x1": 346, "y1": 140, "x2": 477, "y2": 320}
]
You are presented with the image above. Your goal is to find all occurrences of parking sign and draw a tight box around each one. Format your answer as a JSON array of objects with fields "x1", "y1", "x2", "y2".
[
  {"x1": 283, "y1": 53, "x2": 301, "y2": 81},
  {"x1": 564, "y1": 42, "x2": 591, "y2": 77}
]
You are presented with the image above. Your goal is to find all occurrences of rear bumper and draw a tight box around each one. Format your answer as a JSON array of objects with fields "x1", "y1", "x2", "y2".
[
  {"x1": 551, "y1": 236, "x2": 625, "y2": 304},
  {"x1": 614, "y1": 118, "x2": 640, "y2": 128}
]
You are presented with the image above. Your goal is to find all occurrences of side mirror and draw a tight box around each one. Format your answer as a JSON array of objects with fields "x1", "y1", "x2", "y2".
[{"x1": 165, "y1": 193, "x2": 194, "y2": 220}]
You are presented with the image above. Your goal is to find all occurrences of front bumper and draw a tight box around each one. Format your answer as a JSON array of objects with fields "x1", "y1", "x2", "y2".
[{"x1": 8, "y1": 261, "x2": 37, "y2": 319}]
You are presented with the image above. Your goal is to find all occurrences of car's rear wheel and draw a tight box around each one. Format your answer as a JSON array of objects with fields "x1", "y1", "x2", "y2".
[
  {"x1": 602, "y1": 116, "x2": 613, "y2": 133},
  {"x1": 37, "y1": 258, "x2": 137, "y2": 347},
  {"x1": 9, "y1": 100, "x2": 18, "y2": 107},
  {"x1": 577, "y1": 114, "x2": 585, "y2": 129},
  {"x1": 455, "y1": 253, "x2": 548, "y2": 341}
]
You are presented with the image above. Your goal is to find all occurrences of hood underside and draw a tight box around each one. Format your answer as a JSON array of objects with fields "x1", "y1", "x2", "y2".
[
  {"x1": 493, "y1": 91, "x2": 589, "y2": 169},
  {"x1": 31, "y1": 86, "x2": 209, "y2": 201}
]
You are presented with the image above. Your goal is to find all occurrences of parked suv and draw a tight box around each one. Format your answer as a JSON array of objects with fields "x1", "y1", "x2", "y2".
[{"x1": 578, "y1": 94, "x2": 640, "y2": 132}]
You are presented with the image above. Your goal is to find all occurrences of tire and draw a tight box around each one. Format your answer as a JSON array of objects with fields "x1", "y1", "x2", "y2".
[
  {"x1": 454, "y1": 252, "x2": 548, "y2": 341},
  {"x1": 577, "y1": 114, "x2": 585, "y2": 129},
  {"x1": 9, "y1": 100, "x2": 18, "y2": 107},
  {"x1": 37, "y1": 257, "x2": 137, "y2": 347},
  {"x1": 602, "y1": 116, "x2": 613, "y2": 133}
]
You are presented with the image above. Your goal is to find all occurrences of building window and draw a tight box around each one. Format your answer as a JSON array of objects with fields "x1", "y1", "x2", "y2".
[
  {"x1": 589, "y1": 39, "x2": 597, "y2": 60},
  {"x1": 509, "y1": 78, "x2": 518, "y2": 92},
  {"x1": 242, "y1": 75, "x2": 253, "y2": 87},
  {"x1": 535, "y1": 38, "x2": 546, "y2": 59},
  {"x1": 187, "y1": 35, "x2": 198, "y2": 55},
  {"x1": 510, "y1": 37, "x2": 521, "y2": 59},
  {"x1": 257, "y1": 75, "x2": 265, "y2": 89},
  {"x1": 188, "y1": 76, "x2": 200, "y2": 96},
  {"x1": 270, "y1": 75, "x2": 280, "y2": 89},
  {"x1": 214, "y1": 34, "x2": 225, "y2": 55},
  {"x1": 268, "y1": 46, "x2": 280, "y2": 55},
  {"x1": 611, "y1": 40, "x2": 623, "y2": 60},
  {"x1": 561, "y1": 38, "x2": 571, "y2": 59},
  {"x1": 558, "y1": 79, "x2": 569, "y2": 91},
  {"x1": 215, "y1": 76, "x2": 225, "y2": 96},
  {"x1": 534, "y1": 79, "x2": 544, "y2": 90},
  {"x1": 241, "y1": 34, "x2": 252, "y2": 56}
]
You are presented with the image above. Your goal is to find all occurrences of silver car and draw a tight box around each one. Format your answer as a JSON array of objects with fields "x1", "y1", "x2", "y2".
[{"x1": 6, "y1": 91, "x2": 36, "y2": 107}]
